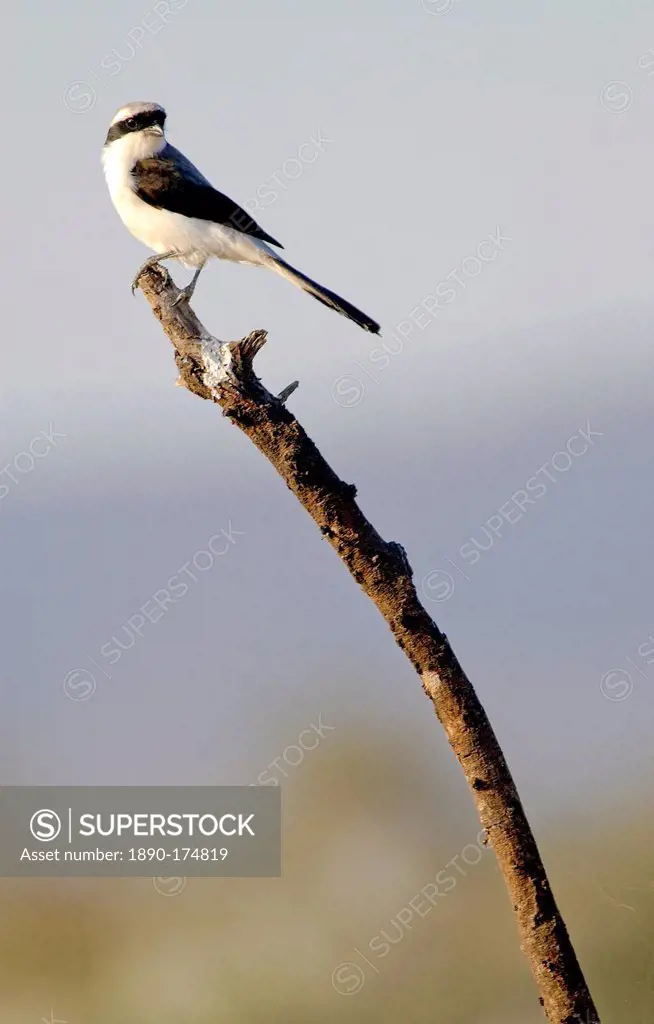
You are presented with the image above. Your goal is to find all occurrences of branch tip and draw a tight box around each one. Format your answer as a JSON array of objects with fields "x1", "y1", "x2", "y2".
[
  {"x1": 278, "y1": 380, "x2": 300, "y2": 403},
  {"x1": 229, "y1": 329, "x2": 269, "y2": 367}
]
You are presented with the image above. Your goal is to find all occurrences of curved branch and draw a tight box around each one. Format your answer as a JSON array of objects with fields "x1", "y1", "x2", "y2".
[{"x1": 136, "y1": 264, "x2": 600, "y2": 1024}]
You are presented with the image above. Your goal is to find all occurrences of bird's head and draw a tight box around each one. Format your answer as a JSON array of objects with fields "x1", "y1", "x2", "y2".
[{"x1": 103, "y1": 102, "x2": 167, "y2": 155}]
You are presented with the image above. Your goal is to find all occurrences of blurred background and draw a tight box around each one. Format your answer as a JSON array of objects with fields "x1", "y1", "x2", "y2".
[{"x1": 1, "y1": 0, "x2": 653, "y2": 1020}]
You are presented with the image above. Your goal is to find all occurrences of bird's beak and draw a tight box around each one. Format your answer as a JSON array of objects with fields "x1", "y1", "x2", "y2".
[{"x1": 147, "y1": 125, "x2": 164, "y2": 136}]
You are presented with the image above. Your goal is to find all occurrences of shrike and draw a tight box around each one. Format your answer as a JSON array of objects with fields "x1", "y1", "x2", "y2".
[{"x1": 102, "y1": 101, "x2": 380, "y2": 333}]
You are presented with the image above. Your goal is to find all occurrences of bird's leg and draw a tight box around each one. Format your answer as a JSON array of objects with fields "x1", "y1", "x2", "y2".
[
  {"x1": 131, "y1": 250, "x2": 179, "y2": 295},
  {"x1": 172, "y1": 263, "x2": 206, "y2": 307}
]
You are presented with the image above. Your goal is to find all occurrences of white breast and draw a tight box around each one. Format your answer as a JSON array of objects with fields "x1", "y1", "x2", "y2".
[
  {"x1": 102, "y1": 133, "x2": 275, "y2": 270},
  {"x1": 101, "y1": 132, "x2": 192, "y2": 262}
]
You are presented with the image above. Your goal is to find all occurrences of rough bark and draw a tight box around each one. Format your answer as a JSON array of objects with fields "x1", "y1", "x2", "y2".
[{"x1": 135, "y1": 263, "x2": 600, "y2": 1024}]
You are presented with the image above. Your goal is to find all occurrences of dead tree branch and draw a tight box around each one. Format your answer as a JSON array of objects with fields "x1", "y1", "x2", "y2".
[{"x1": 136, "y1": 263, "x2": 600, "y2": 1024}]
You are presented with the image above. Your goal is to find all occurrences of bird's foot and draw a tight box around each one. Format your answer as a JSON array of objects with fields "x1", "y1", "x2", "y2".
[
  {"x1": 131, "y1": 270, "x2": 145, "y2": 296},
  {"x1": 130, "y1": 251, "x2": 179, "y2": 296},
  {"x1": 171, "y1": 286, "x2": 194, "y2": 308},
  {"x1": 131, "y1": 261, "x2": 160, "y2": 295},
  {"x1": 171, "y1": 266, "x2": 203, "y2": 308}
]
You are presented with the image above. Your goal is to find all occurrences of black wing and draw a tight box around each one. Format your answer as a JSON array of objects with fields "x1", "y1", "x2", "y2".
[{"x1": 133, "y1": 144, "x2": 283, "y2": 248}]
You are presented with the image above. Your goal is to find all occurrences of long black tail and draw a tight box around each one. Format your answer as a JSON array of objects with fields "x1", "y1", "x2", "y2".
[{"x1": 270, "y1": 256, "x2": 380, "y2": 334}]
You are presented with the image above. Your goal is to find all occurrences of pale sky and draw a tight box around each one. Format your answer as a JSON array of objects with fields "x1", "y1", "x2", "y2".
[{"x1": 1, "y1": 0, "x2": 653, "y2": 824}]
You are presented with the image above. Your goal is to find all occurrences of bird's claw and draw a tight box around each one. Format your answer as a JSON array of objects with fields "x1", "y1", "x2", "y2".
[
  {"x1": 130, "y1": 251, "x2": 179, "y2": 297},
  {"x1": 171, "y1": 288, "x2": 192, "y2": 308}
]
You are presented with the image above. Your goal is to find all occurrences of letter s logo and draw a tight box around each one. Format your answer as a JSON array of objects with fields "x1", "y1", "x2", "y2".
[{"x1": 30, "y1": 809, "x2": 62, "y2": 841}]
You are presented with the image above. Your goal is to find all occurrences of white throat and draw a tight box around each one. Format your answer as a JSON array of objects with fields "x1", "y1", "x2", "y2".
[{"x1": 102, "y1": 131, "x2": 166, "y2": 198}]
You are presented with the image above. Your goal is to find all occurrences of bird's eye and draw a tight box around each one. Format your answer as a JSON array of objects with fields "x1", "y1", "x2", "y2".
[{"x1": 125, "y1": 117, "x2": 136, "y2": 129}]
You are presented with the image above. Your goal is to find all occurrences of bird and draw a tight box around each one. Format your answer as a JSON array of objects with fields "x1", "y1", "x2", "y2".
[{"x1": 102, "y1": 101, "x2": 380, "y2": 334}]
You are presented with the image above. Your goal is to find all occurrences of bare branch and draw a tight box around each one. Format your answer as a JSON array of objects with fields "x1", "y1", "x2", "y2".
[{"x1": 136, "y1": 264, "x2": 600, "y2": 1024}]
